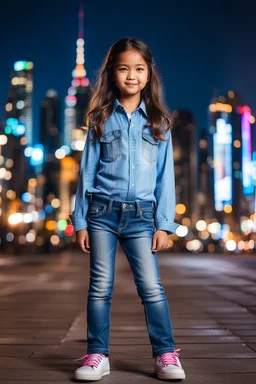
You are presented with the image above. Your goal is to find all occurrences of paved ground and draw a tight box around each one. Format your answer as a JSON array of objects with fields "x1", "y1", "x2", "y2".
[{"x1": 0, "y1": 247, "x2": 256, "y2": 383}]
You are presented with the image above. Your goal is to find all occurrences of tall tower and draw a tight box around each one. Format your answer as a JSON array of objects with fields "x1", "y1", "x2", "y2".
[
  {"x1": 172, "y1": 109, "x2": 198, "y2": 227},
  {"x1": 5, "y1": 61, "x2": 34, "y2": 146},
  {"x1": 1, "y1": 61, "x2": 34, "y2": 196},
  {"x1": 63, "y1": 5, "x2": 92, "y2": 150},
  {"x1": 40, "y1": 89, "x2": 61, "y2": 154},
  {"x1": 208, "y1": 91, "x2": 255, "y2": 232},
  {"x1": 198, "y1": 128, "x2": 213, "y2": 219},
  {"x1": 0, "y1": 62, "x2": 35, "y2": 251}
]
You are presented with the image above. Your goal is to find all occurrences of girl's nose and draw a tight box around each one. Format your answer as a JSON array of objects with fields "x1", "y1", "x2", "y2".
[{"x1": 127, "y1": 73, "x2": 136, "y2": 80}]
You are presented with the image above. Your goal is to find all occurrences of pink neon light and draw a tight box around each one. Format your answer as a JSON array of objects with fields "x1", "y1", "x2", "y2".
[
  {"x1": 66, "y1": 95, "x2": 76, "y2": 101},
  {"x1": 236, "y1": 105, "x2": 252, "y2": 114},
  {"x1": 81, "y1": 78, "x2": 89, "y2": 87}
]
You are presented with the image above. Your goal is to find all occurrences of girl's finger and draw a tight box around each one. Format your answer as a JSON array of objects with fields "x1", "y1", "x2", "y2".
[
  {"x1": 78, "y1": 242, "x2": 87, "y2": 253},
  {"x1": 85, "y1": 236, "x2": 90, "y2": 250},
  {"x1": 152, "y1": 236, "x2": 157, "y2": 251}
]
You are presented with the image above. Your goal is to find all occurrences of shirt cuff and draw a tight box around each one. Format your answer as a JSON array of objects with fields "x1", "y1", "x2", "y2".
[
  {"x1": 155, "y1": 221, "x2": 180, "y2": 235},
  {"x1": 69, "y1": 214, "x2": 88, "y2": 232}
]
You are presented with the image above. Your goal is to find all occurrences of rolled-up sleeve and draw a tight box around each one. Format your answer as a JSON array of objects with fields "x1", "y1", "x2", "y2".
[
  {"x1": 154, "y1": 129, "x2": 180, "y2": 235},
  {"x1": 69, "y1": 128, "x2": 100, "y2": 231}
]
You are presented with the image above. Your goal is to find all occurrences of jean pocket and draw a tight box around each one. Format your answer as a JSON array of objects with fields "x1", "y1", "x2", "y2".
[
  {"x1": 142, "y1": 132, "x2": 159, "y2": 162},
  {"x1": 140, "y1": 208, "x2": 154, "y2": 222},
  {"x1": 100, "y1": 129, "x2": 122, "y2": 162},
  {"x1": 88, "y1": 203, "x2": 107, "y2": 218}
]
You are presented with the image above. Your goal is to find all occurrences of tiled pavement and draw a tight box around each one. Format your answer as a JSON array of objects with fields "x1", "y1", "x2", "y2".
[{"x1": 0, "y1": 248, "x2": 256, "y2": 383}]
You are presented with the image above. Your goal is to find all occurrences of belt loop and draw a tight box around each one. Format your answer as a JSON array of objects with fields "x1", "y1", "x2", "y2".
[
  {"x1": 135, "y1": 200, "x2": 141, "y2": 217},
  {"x1": 107, "y1": 199, "x2": 113, "y2": 213}
]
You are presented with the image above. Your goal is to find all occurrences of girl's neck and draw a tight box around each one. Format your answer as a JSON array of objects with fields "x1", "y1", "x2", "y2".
[{"x1": 118, "y1": 94, "x2": 141, "y2": 114}]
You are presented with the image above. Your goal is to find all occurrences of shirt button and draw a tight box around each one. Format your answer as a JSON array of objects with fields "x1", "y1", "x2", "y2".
[
  {"x1": 131, "y1": 124, "x2": 134, "y2": 127},
  {"x1": 132, "y1": 165, "x2": 135, "y2": 169},
  {"x1": 132, "y1": 184, "x2": 134, "y2": 187},
  {"x1": 123, "y1": 203, "x2": 127, "y2": 208}
]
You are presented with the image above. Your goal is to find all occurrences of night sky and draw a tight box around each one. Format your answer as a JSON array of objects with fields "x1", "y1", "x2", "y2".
[{"x1": 1, "y1": 0, "x2": 256, "y2": 142}]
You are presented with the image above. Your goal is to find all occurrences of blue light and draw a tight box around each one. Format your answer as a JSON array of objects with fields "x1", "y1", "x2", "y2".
[
  {"x1": 6, "y1": 117, "x2": 18, "y2": 128},
  {"x1": 14, "y1": 61, "x2": 26, "y2": 71},
  {"x1": 21, "y1": 192, "x2": 31, "y2": 202},
  {"x1": 45, "y1": 204, "x2": 53, "y2": 214},
  {"x1": 5, "y1": 118, "x2": 24, "y2": 137},
  {"x1": 24, "y1": 147, "x2": 33, "y2": 157},
  {"x1": 38, "y1": 210, "x2": 46, "y2": 220},
  {"x1": 30, "y1": 144, "x2": 44, "y2": 166},
  {"x1": 4, "y1": 126, "x2": 11, "y2": 134},
  {"x1": 12, "y1": 123, "x2": 25, "y2": 137},
  {"x1": 62, "y1": 145, "x2": 71, "y2": 155}
]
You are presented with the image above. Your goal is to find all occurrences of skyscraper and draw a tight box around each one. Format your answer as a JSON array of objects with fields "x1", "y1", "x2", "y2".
[
  {"x1": 1, "y1": 61, "x2": 34, "y2": 197},
  {"x1": 5, "y1": 61, "x2": 34, "y2": 146},
  {"x1": 172, "y1": 109, "x2": 198, "y2": 226},
  {"x1": 40, "y1": 89, "x2": 61, "y2": 154},
  {"x1": 208, "y1": 91, "x2": 255, "y2": 231},
  {"x1": 0, "y1": 61, "x2": 36, "y2": 251},
  {"x1": 63, "y1": 5, "x2": 92, "y2": 150},
  {"x1": 198, "y1": 128, "x2": 213, "y2": 219}
]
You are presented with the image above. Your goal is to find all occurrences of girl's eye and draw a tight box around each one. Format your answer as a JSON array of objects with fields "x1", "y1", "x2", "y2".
[
  {"x1": 137, "y1": 68, "x2": 144, "y2": 71},
  {"x1": 119, "y1": 68, "x2": 127, "y2": 71}
]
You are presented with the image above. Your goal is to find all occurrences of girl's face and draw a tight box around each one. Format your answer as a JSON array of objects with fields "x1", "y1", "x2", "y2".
[{"x1": 113, "y1": 49, "x2": 149, "y2": 98}]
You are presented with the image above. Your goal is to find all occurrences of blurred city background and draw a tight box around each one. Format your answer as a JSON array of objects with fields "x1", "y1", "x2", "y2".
[{"x1": 0, "y1": 1, "x2": 255, "y2": 255}]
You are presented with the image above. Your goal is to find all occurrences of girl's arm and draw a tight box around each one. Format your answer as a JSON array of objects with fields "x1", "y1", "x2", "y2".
[
  {"x1": 154, "y1": 129, "x2": 180, "y2": 235},
  {"x1": 69, "y1": 128, "x2": 100, "y2": 231}
]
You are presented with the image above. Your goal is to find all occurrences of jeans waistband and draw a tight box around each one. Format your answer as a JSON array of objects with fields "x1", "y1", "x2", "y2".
[{"x1": 90, "y1": 194, "x2": 155, "y2": 216}]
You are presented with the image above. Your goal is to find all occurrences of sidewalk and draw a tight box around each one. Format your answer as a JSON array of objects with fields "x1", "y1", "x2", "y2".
[{"x1": 0, "y1": 248, "x2": 256, "y2": 383}]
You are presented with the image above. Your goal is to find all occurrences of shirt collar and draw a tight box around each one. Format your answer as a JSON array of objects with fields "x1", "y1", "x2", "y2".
[{"x1": 113, "y1": 98, "x2": 148, "y2": 117}]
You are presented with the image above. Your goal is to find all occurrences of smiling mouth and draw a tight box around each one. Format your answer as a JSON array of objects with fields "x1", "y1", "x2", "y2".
[{"x1": 126, "y1": 83, "x2": 138, "y2": 86}]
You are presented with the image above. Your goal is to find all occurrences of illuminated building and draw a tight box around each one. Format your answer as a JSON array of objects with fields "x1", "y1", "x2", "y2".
[
  {"x1": 63, "y1": 5, "x2": 92, "y2": 150},
  {"x1": 0, "y1": 61, "x2": 47, "y2": 252},
  {"x1": 1, "y1": 61, "x2": 35, "y2": 197},
  {"x1": 5, "y1": 61, "x2": 34, "y2": 146},
  {"x1": 172, "y1": 109, "x2": 198, "y2": 226},
  {"x1": 208, "y1": 91, "x2": 255, "y2": 231},
  {"x1": 198, "y1": 129, "x2": 213, "y2": 218},
  {"x1": 60, "y1": 156, "x2": 78, "y2": 217},
  {"x1": 40, "y1": 90, "x2": 61, "y2": 154}
]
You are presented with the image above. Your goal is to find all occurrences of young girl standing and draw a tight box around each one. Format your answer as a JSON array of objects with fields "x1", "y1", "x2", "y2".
[{"x1": 70, "y1": 37, "x2": 185, "y2": 381}]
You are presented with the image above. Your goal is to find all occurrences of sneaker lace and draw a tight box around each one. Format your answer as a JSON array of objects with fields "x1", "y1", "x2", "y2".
[
  {"x1": 75, "y1": 353, "x2": 105, "y2": 367},
  {"x1": 158, "y1": 349, "x2": 181, "y2": 367}
]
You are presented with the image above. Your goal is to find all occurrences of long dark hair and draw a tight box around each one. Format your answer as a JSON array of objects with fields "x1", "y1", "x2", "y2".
[{"x1": 85, "y1": 37, "x2": 173, "y2": 140}]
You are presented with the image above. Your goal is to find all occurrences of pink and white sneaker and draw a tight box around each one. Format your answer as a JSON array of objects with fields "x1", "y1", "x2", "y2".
[
  {"x1": 75, "y1": 353, "x2": 110, "y2": 381},
  {"x1": 154, "y1": 349, "x2": 185, "y2": 380}
]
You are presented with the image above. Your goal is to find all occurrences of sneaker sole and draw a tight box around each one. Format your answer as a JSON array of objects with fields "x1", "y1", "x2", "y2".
[
  {"x1": 75, "y1": 370, "x2": 110, "y2": 381},
  {"x1": 155, "y1": 369, "x2": 186, "y2": 380}
]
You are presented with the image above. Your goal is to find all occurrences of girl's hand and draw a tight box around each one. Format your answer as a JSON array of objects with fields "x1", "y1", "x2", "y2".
[
  {"x1": 152, "y1": 230, "x2": 169, "y2": 252},
  {"x1": 76, "y1": 230, "x2": 90, "y2": 253}
]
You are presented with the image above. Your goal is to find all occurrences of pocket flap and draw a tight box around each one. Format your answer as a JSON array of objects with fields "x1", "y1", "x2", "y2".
[
  {"x1": 100, "y1": 129, "x2": 122, "y2": 143},
  {"x1": 142, "y1": 132, "x2": 159, "y2": 145}
]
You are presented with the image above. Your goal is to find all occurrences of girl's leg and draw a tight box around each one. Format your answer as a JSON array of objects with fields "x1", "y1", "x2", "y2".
[
  {"x1": 119, "y1": 236, "x2": 175, "y2": 358},
  {"x1": 87, "y1": 228, "x2": 118, "y2": 355}
]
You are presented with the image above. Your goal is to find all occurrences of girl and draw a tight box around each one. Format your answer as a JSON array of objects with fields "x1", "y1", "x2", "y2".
[{"x1": 69, "y1": 37, "x2": 185, "y2": 381}]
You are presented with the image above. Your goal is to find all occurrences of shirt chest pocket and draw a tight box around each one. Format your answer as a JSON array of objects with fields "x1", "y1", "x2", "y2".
[
  {"x1": 100, "y1": 129, "x2": 122, "y2": 162},
  {"x1": 142, "y1": 132, "x2": 159, "y2": 162}
]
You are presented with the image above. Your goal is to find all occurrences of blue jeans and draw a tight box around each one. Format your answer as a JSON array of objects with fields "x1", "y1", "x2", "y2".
[{"x1": 86, "y1": 194, "x2": 175, "y2": 358}]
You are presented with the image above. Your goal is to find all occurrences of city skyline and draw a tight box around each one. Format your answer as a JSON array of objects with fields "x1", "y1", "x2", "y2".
[{"x1": 1, "y1": 0, "x2": 256, "y2": 139}]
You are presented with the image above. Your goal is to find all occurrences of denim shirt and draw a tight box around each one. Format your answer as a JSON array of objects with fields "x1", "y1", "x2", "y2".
[{"x1": 69, "y1": 98, "x2": 180, "y2": 234}]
